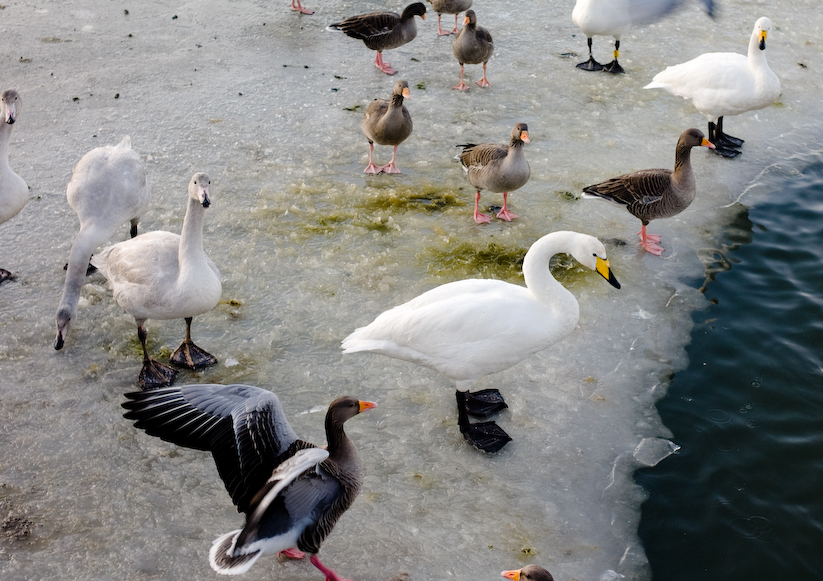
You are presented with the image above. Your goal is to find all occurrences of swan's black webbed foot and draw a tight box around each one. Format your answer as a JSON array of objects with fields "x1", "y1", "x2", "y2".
[
  {"x1": 139, "y1": 359, "x2": 177, "y2": 390},
  {"x1": 576, "y1": 57, "x2": 603, "y2": 72},
  {"x1": 171, "y1": 340, "x2": 218, "y2": 369},
  {"x1": 712, "y1": 146, "x2": 742, "y2": 158},
  {"x1": 602, "y1": 59, "x2": 625, "y2": 74},
  {"x1": 464, "y1": 388, "x2": 508, "y2": 418},
  {"x1": 460, "y1": 420, "x2": 512, "y2": 453}
]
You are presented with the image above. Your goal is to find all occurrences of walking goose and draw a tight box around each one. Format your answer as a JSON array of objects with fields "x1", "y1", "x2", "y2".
[
  {"x1": 361, "y1": 80, "x2": 413, "y2": 174},
  {"x1": 452, "y1": 10, "x2": 494, "y2": 91}
]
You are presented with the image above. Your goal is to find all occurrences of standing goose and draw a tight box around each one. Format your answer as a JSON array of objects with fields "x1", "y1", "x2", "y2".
[
  {"x1": 644, "y1": 16, "x2": 780, "y2": 158},
  {"x1": 54, "y1": 136, "x2": 151, "y2": 350},
  {"x1": 451, "y1": 10, "x2": 494, "y2": 91},
  {"x1": 327, "y1": 3, "x2": 427, "y2": 75},
  {"x1": 342, "y1": 231, "x2": 621, "y2": 453},
  {"x1": 502, "y1": 565, "x2": 555, "y2": 581},
  {"x1": 582, "y1": 128, "x2": 714, "y2": 255},
  {"x1": 122, "y1": 385, "x2": 377, "y2": 578},
  {"x1": 361, "y1": 80, "x2": 413, "y2": 174},
  {"x1": 92, "y1": 172, "x2": 221, "y2": 389},
  {"x1": 0, "y1": 89, "x2": 27, "y2": 284},
  {"x1": 458, "y1": 123, "x2": 530, "y2": 224},
  {"x1": 426, "y1": 0, "x2": 472, "y2": 36}
]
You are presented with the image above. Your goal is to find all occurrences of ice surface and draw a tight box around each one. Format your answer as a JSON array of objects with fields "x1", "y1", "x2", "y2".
[{"x1": 0, "y1": 1, "x2": 821, "y2": 580}]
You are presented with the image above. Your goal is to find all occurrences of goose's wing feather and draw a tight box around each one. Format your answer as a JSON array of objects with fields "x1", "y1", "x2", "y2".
[
  {"x1": 123, "y1": 384, "x2": 301, "y2": 512},
  {"x1": 330, "y1": 11, "x2": 401, "y2": 41},
  {"x1": 459, "y1": 142, "x2": 507, "y2": 169},
  {"x1": 475, "y1": 25, "x2": 493, "y2": 45},
  {"x1": 584, "y1": 169, "x2": 672, "y2": 208}
]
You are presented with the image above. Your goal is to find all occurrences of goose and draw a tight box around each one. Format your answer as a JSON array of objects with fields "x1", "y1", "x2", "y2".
[
  {"x1": 327, "y1": 3, "x2": 427, "y2": 75},
  {"x1": 572, "y1": 0, "x2": 716, "y2": 74},
  {"x1": 361, "y1": 80, "x2": 413, "y2": 174},
  {"x1": 342, "y1": 231, "x2": 621, "y2": 453},
  {"x1": 122, "y1": 385, "x2": 376, "y2": 578},
  {"x1": 426, "y1": 0, "x2": 472, "y2": 36},
  {"x1": 0, "y1": 89, "x2": 27, "y2": 284},
  {"x1": 54, "y1": 136, "x2": 151, "y2": 350},
  {"x1": 457, "y1": 123, "x2": 530, "y2": 224},
  {"x1": 452, "y1": 10, "x2": 494, "y2": 91},
  {"x1": 91, "y1": 172, "x2": 221, "y2": 389},
  {"x1": 644, "y1": 16, "x2": 780, "y2": 158},
  {"x1": 502, "y1": 565, "x2": 556, "y2": 581},
  {"x1": 582, "y1": 128, "x2": 714, "y2": 255}
]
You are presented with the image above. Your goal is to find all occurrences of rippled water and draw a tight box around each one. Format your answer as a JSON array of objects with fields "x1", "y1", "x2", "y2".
[
  {"x1": 638, "y1": 161, "x2": 823, "y2": 580},
  {"x1": 1, "y1": 1, "x2": 821, "y2": 580}
]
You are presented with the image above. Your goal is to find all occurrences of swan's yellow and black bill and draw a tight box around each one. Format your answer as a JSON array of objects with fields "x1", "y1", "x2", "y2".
[
  {"x1": 759, "y1": 30, "x2": 767, "y2": 50},
  {"x1": 501, "y1": 569, "x2": 522, "y2": 581},
  {"x1": 596, "y1": 257, "x2": 621, "y2": 289},
  {"x1": 358, "y1": 400, "x2": 378, "y2": 413}
]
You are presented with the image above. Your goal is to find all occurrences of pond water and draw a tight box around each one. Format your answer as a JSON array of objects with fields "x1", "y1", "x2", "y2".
[{"x1": 1, "y1": 1, "x2": 821, "y2": 580}]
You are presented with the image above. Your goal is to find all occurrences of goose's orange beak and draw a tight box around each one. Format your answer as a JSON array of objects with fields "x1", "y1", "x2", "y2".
[
  {"x1": 521, "y1": 131, "x2": 530, "y2": 143},
  {"x1": 359, "y1": 400, "x2": 378, "y2": 412},
  {"x1": 501, "y1": 570, "x2": 522, "y2": 581},
  {"x1": 702, "y1": 137, "x2": 716, "y2": 149},
  {"x1": 402, "y1": 87, "x2": 410, "y2": 99}
]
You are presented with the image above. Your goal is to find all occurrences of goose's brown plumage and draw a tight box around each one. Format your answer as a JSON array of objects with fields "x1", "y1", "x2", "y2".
[
  {"x1": 427, "y1": 0, "x2": 472, "y2": 35},
  {"x1": 458, "y1": 122, "x2": 530, "y2": 223},
  {"x1": 361, "y1": 80, "x2": 413, "y2": 174},
  {"x1": 582, "y1": 128, "x2": 714, "y2": 255},
  {"x1": 502, "y1": 564, "x2": 556, "y2": 581},
  {"x1": 328, "y1": 3, "x2": 427, "y2": 75},
  {"x1": 122, "y1": 385, "x2": 376, "y2": 578},
  {"x1": 452, "y1": 10, "x2": 493, "y2": 91}
]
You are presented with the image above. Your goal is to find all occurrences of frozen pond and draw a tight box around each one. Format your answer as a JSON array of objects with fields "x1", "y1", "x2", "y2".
[{"x1": 1, "y1": 0, "x2": 821, "y2": 580}]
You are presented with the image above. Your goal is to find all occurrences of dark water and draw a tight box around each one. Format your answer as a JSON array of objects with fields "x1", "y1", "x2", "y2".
[{"x1": 637, "y1": 161, "x2": 823, "y2": 579}]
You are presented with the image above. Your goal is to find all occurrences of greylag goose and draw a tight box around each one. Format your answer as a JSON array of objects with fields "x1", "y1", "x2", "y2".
[
  {"x1": 0, "y1": 89, "x2": 27, "y2": 284},
  {"x1": 327, "y1": 3, "x2": 427, "y2": 75},
  {"x1": 502, "y1": 565, "x2": 555, "y2": 581},
  {"x1": 122, "y1": 385, "x2": 376, "y2": 578},
  {"x1": 54, "y1": 136, "x2": 151, "y2": 350},
  {"x1": 458, "y1": 123, "x2": 530, "y2": 223},
  {"x1": 361, "y1": 80, "x2": 413, "y2": 174},
  {"x1": 644, "y1": 16, "x2": 780, "y2": 158},
  {"x1": 582, "y1": 128, "x2": 714, "y2": 255},
  {"x1": 572, "y1": 0, "x2": 715, "y2": 74},
  {"x1": 451, "y1": 10, "x2": 493, "y2": 91},
  {"x1": 426, "y1": 0, "x2": 472, "y2": 36},
  {"x1": 342, "y1": 231, "x2": 620, "y2": 453},
  {"x1": 91, "y1": 172, "x2": 221, "y2": 389}
]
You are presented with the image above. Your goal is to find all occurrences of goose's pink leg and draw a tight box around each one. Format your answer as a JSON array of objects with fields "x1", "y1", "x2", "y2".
[
  {"x1": 475, "y1": 63, "x2": 492, "y2": 88},
  {"x1": 279, "y1": 548, "x2": 306, "y2": 559},
  {"x1": 453, "y1": 64, "x2": 470, "y2": 91},
  {"x1": 450, "y1": 13, "x2": 460, "y2": 34},
  {"x1": 290, "y1": 0, "x2": 313, "y2": 14},
  {"x1": 496, "y1": 192, "x2": 518, "y2": 221},
  {"x1": 374, "y1": 52, "x2": 397, "y2": 75},
  {"x1": 310, "y1": 554, "x2": 354, "y2": 581},
  {"x1": 436, "y1": 13, "x2": 451, "y2": 36},
  {"x1": 639, "y1": 225, "x2": 664, "y2": 255},
  {"x1": 474, "y1": 191, "x2": 490, "y2": 224},
  {"x1": 364, "y1": 142, "x2": 381, "y2": 174},
  {"x1": 380, "y1": 145, "x2": 402, "y2": 174}
]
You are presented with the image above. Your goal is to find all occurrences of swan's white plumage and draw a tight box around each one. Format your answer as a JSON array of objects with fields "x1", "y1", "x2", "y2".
[
  {"x1": 644, "y1": 16, "x2": 781, "y2": 122},
  {"x1": 0, "y1": 89, "x2": 28, "y2": 248},
  {"x1": 572, "y1": 0, "x2": 631, "y2": 41},
  {"x1": 342, "y1": 231, "x2": 619, "y2": 391}
]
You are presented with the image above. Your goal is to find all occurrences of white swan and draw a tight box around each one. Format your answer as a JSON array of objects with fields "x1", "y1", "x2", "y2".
[
  {"x1": 572, "y1": 0, "x2": 716, "y2": 74},
  {"x1": 342, "y1": 231, "x2": 621, "y2": 452},
  {"x1": 54, "y1": 136, "x2": 151, "y2": 350},
  {"x1": 92, "y1": 172, "x2": 222, "y2": 389},
  {"x1": 0, "y1": 89, "x2": 28, "y2": 284},
  {"x1": 644, "y1": 16, "x2": 781, "y2": 157}
]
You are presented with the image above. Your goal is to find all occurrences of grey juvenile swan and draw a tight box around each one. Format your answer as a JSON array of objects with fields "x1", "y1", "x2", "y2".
[{"x1": 0, "y1": 89, "x2": 27, "y2": 284}]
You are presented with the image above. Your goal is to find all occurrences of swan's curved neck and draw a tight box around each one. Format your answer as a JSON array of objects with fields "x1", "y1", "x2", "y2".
[
  {"x1": 179, "y1": 197, "x2": 207, "y2": 268},
  {"x1": 748, "y1": 29, "x2": 768, "y2": 70},
  {"x1": 56, "y1": 228, "x2": 102, "y2": 321},
  {"x1": 0, "y1": 122, "x2": 13, "y2": 166},
  {"x1": 521, "y1": 232, "x2": 577, "y2": 307}
]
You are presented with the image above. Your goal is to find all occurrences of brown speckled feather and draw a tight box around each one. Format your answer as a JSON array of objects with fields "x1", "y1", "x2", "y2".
[{"x1": 329, "y1": 3, "x2": 426, "y2": 52}]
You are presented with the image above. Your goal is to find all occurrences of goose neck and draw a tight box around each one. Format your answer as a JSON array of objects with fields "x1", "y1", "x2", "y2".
[
  {"x1": 325, "y1": 416, "x2": 358, "y2": 468},
  {"x1": 672, "y1": 144, "x2": 695, "y2": 189}
]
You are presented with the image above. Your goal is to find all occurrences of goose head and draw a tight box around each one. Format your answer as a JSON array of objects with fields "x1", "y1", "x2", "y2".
[
  {"x1": 569, "y1": 234, "x2": 621, "y2": 289},
  {"x1": 463, "y1": 10, "x2": 477, "y2": 28},
  {"x1": 755, "y1": 17, "x2": 772, "y2": 51},
  {"x1": 327, "y1": 396, "x2": 378, "y2": 427},
  {"x1": 394, "y1": 79, "x2": 411, "y2": 100},
  {"x1": 512, "y1": 122, "x2": 530, "y2": 145},
  {"x1": 189, "y1": 172, "x2": 212, "y2": 208},
  {"x1": 679, "y1": 127, "x2": 715, "y2": 150},
  {"x1": 2, "y1": 89, "x2": 21, "y2": 125},
  {"x1": 401, "y1": 2, "x2": 427, "y2": 20},
  {"x1": 502, "y1": 565, "x2": 555, "y2": 581}
]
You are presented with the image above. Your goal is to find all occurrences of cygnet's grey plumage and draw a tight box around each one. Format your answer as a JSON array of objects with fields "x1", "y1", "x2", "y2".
[
  {"x1": 582, "y1": 128, "x2": 714, "y2": 255},
  {"x1": 327, "y1": 3, "x2": 427, "y2": 75},
  {"x1": 122, "y1": 385, "x2": 376, "y2": 578},
  {"x1": 458, "y1": 123, "x2": 530, "y2": 223},
  {"x1": 451, "y1": 10, "x2": 493, "y2": 90},
  {"x1": 426, "y1": 0, "x2": 472, "y2": 35},
  {"x1": 54, "y1": 136, "x2": 150, "y2": 350},
  {"x1": 0, "y1": 89, "x2": 28, "y2": 284},
  {"x1": 361, "y1": 80, "x2": 413, "y2": 174}
]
